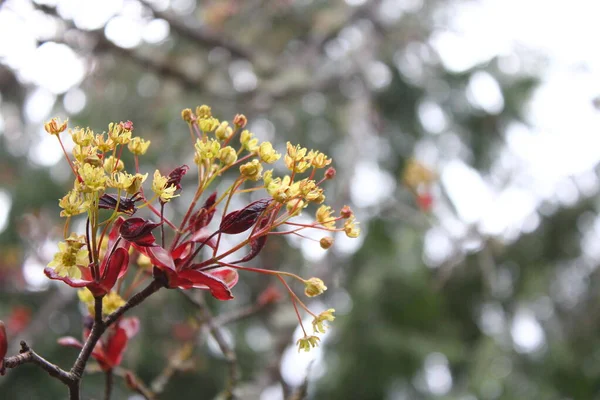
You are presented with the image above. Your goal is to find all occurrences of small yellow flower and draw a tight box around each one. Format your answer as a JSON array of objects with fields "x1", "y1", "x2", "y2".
[
  {"x1": 121, "y1": 172, "x2": 147, "y2": 195},
  {"x1": 299, "y1": 180, "x2": 325, "y2": 203},
  {"x1": 181, "y1": 108, "x2": 195, "y2": 123},
  {"x1": 215, "y1": 121, "x2": 232, "y2": 141},
  {"x1": 108, "y1": 122, "x2": 132, "y2": 144},
  {"x1": 198, "y1": 117, "x2": 220, "y2": 133},
  {"x1": 240, "y1": 159, "x2": 263, "y2": 181},
  {"x1": 240, "y1": 130, "x2": 259, "y2": 152},
  {"x1": 103, "y1": 291, "x2": 126, "y2": 314},
  {"x1": 103, "y1": 155, "x2": 124, "y2": 173},
  {"x1": 77, "y1": 288, "x2": 94, "y2": 310},
  {"x1": 258, "y1": 142, "x2": 281, "y2": 164},
  {"x1": 47, "y1": 233, "x2": 89, "y2": 279},
  {"x1": 285, "y1": 142, "x2": 310, "y2": 173},
  {"x1": 307, "y1": 150, "x2": 331, "y2": 169},
  {"x1": 194, "y1": 138, "x2": 221, "y2": 163},
  {"x1": 58, "y1": 190, "x2": 89, "y2": 217},
  {"x1": 94, "y1": 133, "x2": 115, "y2": 153},
  {"x1": 316, "y1": 205, "x2": 336, "y2": 229},
  {"x1": 286, "y1": 198, "x2": 305, "y2": 217},
  {"x1": 263, "y1": 169, "x2": 273, "y2": 187},
  {"x1": 79, "y1": 163, "x2": 107, "y2": 192},
  {"x1": 312, "y1": 309, "x2": 335, "y2": 333},
  {"x1": 137, "y1": 253, "x2": 152, "y2": 269},
  {"x1": 296, "y1": 335, "x2": 320, "y2": 352},
  {"x1": 78, "y1": 289, "x2": 125, "y2": 316},
  {"x1": 44, "y1": 117, "x2": 68, "y2": 135},
  {"x1": 152, "y1": 170, "x2": 179, "y2": 202},
  {"x1": 304, "y1": 277, "x2": 327, "y2": 297},
  {"x1": 319, "y1": 237, "x2": 334, "y2": 249},
  {"x1": 218, "y1": 146, "x2": 238, "y2": 165},
  {"x1": 107, "y1": 172, "x2": 135, "y2": 190},
  {"x1": 128, "y1": 137, "x2": 151, "y2": 155},
  {"x1": 196, "y1": 105, "x2": 212, "y2": 119},
  {"x1": 344, "y1": 216, "x2": 360, "y2": 238},
  {"x1": 70, "y1": 127, "x2": 94, "y2": 146}
]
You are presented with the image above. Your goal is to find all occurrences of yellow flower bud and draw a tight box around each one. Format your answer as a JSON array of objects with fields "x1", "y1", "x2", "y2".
[
  {"x1": 240, "y1": 130, "x2": 259, "y2": 152},
  {"x1": 103, "y1": 155, "x2": 124, "y2": 173},
  {"x1": 258, "y1": 141, "x2": 281, "y2": 164},
  {"x1": 44, "y1": 117, "x2": 68, "y2": 135},
  {"x1": 215, "y1": 121, "x2": 232, "y2": 141},
  {"x1": 218, "y1": 146, "x2": 238, "y2": 165},
  {"x1": 196, "y1": 105, "x2": 212, "y2": 119},
  {"x1": 128, "y1": 137, "x2": 151, "y2": 155},
  {"x1": 181, "y1": 108, "x2": 195, "y2": 123},
  {"x1": 304, "y1": 277, "x2": 327, "y2": 297},
  {"x1": 296, "y1": 335, "x2": 320, "y2": 352},
  {"x1": 239, "y1": 159, "x2": 263, "y2": 181}
]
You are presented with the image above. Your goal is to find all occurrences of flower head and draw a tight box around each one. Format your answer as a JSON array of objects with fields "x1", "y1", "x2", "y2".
[
  {"x1": 296, "y1": 335, "x2": 320, "y2": 352},
  {"x1": 312, "y1": 309, "x2": 335, "y2": 333},
  {"x1": 47, "y1": 233, "x2": 89, "y2": 279},
  {"x1": 152, "y1": 170, "x2": 179, "y2": 202},
  {"x1": 128, "y1": 137, "x2": 151, "y2": 155},
  {"x1": 304, "y1": 277, "x2": 327, "y2": 297},
  {"x1": 44, "y1": 117, "x2": 68, "y2": 135}
]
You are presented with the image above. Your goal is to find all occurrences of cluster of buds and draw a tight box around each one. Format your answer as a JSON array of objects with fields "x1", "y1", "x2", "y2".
[{"x1": 42, "y1": 105, "x2": 359, "y2": 357}]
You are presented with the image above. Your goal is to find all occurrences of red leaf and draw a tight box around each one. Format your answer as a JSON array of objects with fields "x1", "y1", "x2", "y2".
[
  {"x1": 44, "y1": 267, "x2": 93, "y2": 288},
  {"x1": 219, "y1": 198, "x2": 271, "y2": 235},
  {"x1": 177, "y1": 269, "x2": 236, "y2": 300},
  {"x1": 88, "y1": 248, "x2": 129, "y2": 296},
  {"x1": 234, "y1": 218, "x2": 270, "y2": 264},
  {"x1": 166, "y1": 165, "x2": 189, "y2": 191},
  {"x1": 119, "y1": 218, "x2": 160, "y2": 247},
  {"x1": 136, "y1": 245, "x2": 176, "y2": 271},
  {"x1": 190, "y1": 192, "x2": 217, "y2": 231}
]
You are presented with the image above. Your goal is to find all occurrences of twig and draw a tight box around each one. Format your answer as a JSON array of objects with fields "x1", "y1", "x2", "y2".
[
  {"x1": 138, "y1": 0, "x2": 254, "y2": 60},
  {"x1": 104, "y1": 369, "x2": 114, "y2": 400},
  {"x1": 3, "y1": 340, "x2": 80, "y2": 399},
  {"x1": 181, "y1": 291, "x2": 239, "y2": 400}
]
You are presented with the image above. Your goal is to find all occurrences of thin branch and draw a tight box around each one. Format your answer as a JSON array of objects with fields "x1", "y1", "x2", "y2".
[
  {"x1": 138, "y1": 0, "x2": 254, "y2": 60},
  {"x1": 104, "y1": 369, "x2": 114, "y2": 400},
  {"x1": 181, "y1": 291, "x2": 239, "y2": 400},
  {"x1": 3, "y1": 341, "x2": 72, "y2": 385}
]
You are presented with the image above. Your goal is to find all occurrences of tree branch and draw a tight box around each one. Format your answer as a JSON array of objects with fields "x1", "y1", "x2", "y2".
[
  {"x1": 181, "y1": 291, "x2": 239, "y2": 400},
  {"x1": 138, "y1": 0, "x2": 254, "y2": 60}
]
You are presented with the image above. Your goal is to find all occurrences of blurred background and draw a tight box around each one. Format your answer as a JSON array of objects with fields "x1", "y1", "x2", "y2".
[{"x1": 1, "y1": 0, "x2": 600, "y2": 399}]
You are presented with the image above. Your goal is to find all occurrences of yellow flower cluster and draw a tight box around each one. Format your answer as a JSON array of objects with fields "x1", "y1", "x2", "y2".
[{"x1": 77, "y1": 288, "x2": 126, "y2": 316}]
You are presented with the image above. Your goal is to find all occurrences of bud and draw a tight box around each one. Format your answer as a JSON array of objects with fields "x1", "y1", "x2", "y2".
[
  {"x1": 218, "y1": 146, "x2": 238, "y2": 166},
  {"x1": 44, "y1": 117, "x2": 68, "y2": 135},
  {"x1": 219, "y1": 198, "x2": 272, "y2": 235},
  {"x1": 319, "y1": 237, "x2": 334, "y2": 249},
  {"x1": 340, "y1": 205, "x2": 353, "y2": 219},
  {"x1": 304, "y1": 277, "x2": 327, "y2": 297},
  {"x1": 119, "y1": 218, "x2": 160, "y2": 246},
  {"x1": 215, "y1": 121, "x2": 232, "y2": 141},
  {"x1": 239, "y1": 159, "x2": 263, "y2": 181},
  {"x1": 233, "y1": 113, "x2": 247, "y2": 128},
  {"x1": 196, "y1": 105, "x2": 212, "y2": 119},
  {"x1": 181, "y1": 108, "x2": 195, "y2": 123},
  {"x1": 324, "y1": 167, "x2": 336, "y2": 180}
]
